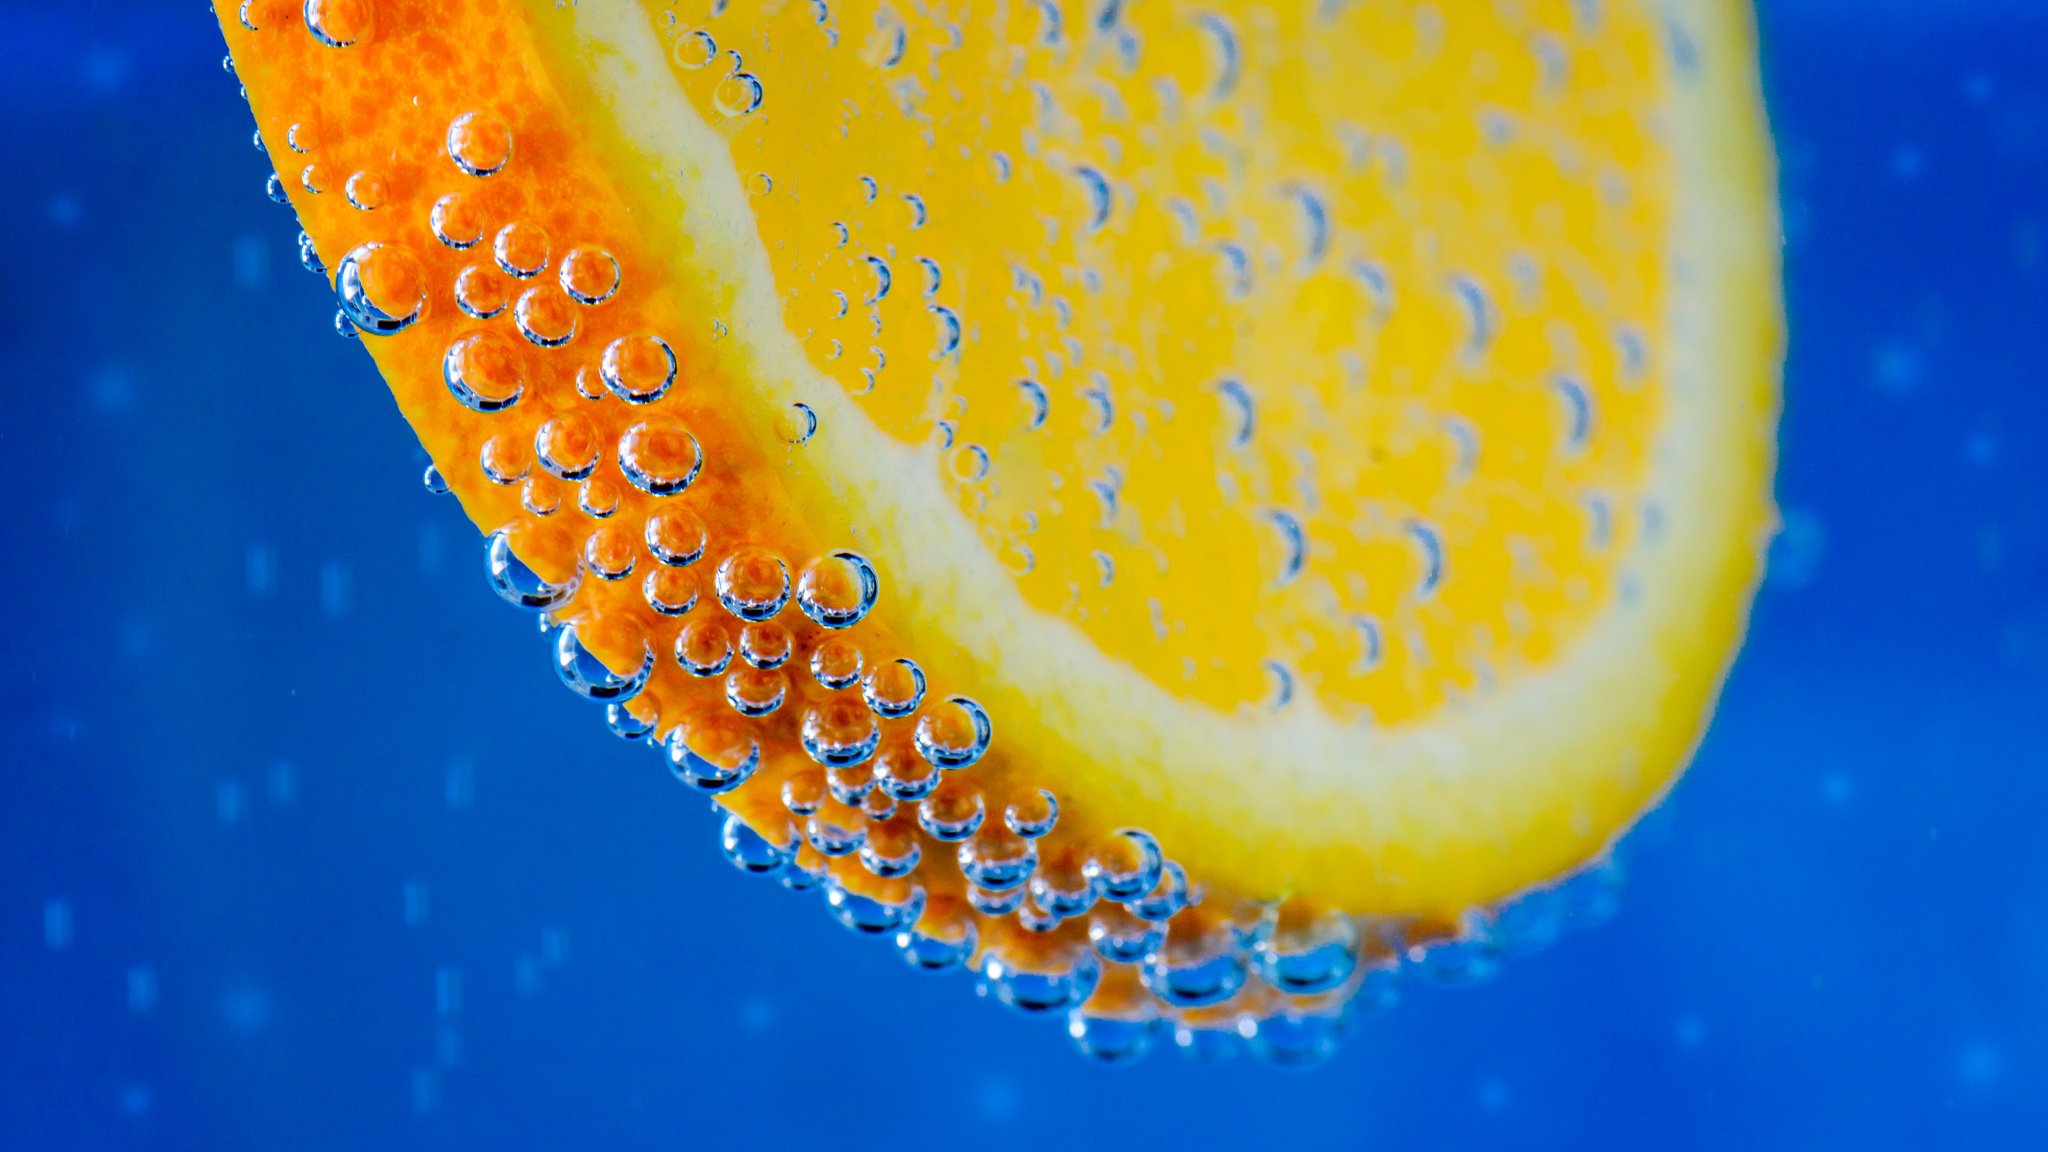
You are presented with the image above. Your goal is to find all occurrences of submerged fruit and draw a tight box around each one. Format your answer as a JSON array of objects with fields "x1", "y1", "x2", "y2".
[{"x1": 215, "y1": 0, "x2": 1780, "y2": 1060}]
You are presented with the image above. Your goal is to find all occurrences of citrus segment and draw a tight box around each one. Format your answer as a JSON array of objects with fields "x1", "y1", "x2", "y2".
[{"x1": 216, "y1": 0, "x2": 1780, "y2": 1057}]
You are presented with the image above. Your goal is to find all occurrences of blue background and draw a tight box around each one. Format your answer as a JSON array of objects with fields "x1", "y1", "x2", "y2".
[{"x1": 3, "y1": 2, "x2": 2044, "y2": 1148}]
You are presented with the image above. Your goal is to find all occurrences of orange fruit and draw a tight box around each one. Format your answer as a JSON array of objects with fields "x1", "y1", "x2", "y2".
[{"x1": 216, "y1": 0, "x2": 1780, "y2": 1059}]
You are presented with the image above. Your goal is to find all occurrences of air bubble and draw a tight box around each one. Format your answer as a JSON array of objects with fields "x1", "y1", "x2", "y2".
[
  {"x1": 493, "y1": 222, "x2": 551, "y2": 279},
  {"x1": 1195, "y1": 13, "x2": 1241, "y2": 98},
  {"x1": 1073, "y1": 166, "x2": 1112, "y2": 231},
  {"x1": 778, "y1": 402, "x2": 819, "y2": 444},
  {"x1": 521, "y1": 476, "x2": 561, "y2": 516},
  {"x1": 1088, "y1": 905, "x2": 1166, "y2": 963},
  {"x1": 914, "y1": 696, "x2": 992, "y2": 770},
  {"x1": 826, "y1": 879, "x2": 925, "y2": 935},
  {"x1": 1269, "y1": 510, "x2": 1305, "y2": 585},
  {"x1": 266, "y1": 173, "x2": 290, "y2": 204},
  {"x1": 344, "y1": 170, "x2": 386, "y2": 211},
  {"x1": 979, "y1": 947, "x2": 1100, "y2": 1015},
  {"x1": 558, "y1": 247, "x2": 620, "y2": 305},
  {"x1": 643, "y1": 567, "x2": 699, "y2": 615},
  {"x1": 805, "y1": 810, "x2": 864, "y2": 855},
  {"x1": 578, "y1": 477, "x2": 620, "y2": 518},
  {"x1": 1018, "y1": 379, "x2": 1049, "y2": 428},
  {"x1": 720, "y1": 813, "x2": 796, "y2": 874},
  {"x1": 478, "y1": 434, "x2": 530, "y2": 485},
  {"x1": 534, "y1": 413, "x2": 600, "y2": 480},
  {"x1": 950, "y1": 443, "x2": 990, "y2": 482},
  {"x1": 442, "y1": 332, "x2": 524, "y2": 413},
  {"x1": 739, "y1": 623, "x2": 791, "y2": 670},
  {"x1": 606, "y1": 702, "x2": 656, "y2": 741},
  {"x1": 599, "y1": 335, "x2": 677, "y2": 405},
  {"x1": 862, "y1": 658, "x2": 926, "y2": 718},
  {"x1": 667, "y1": 730, "x2": 759, "y2": 793},
  {"x1": 897, "y1": 907, "x2": 977, "y2": 970},
  {"x1": 861, "y1": 7, "x2": 907, "y2": 67},
  {"x1": 645, "y1": 508, "x2": 707, "y2": 566},
  {"x1": 918, "y1": 779, "x2": 984, "y2": 840},
  {"x1": 1217, "y1": 378, "x2": 1254, "y2": 446},
  {"x1": 863, "y1": 255, "x2": 892, "y2": 304},
  {"x1": 297, "y1": 231, "x2": 324, "y2": 276},
  {"x1": 673, "y1": 30, "x2": 717, "y2": 69},
  {"x1": 917, "y1": 256, "x2": 942, "y2": 297},
  {"x1": 929, "y1": 305, "x2": 961, "y2": 358},
  {"x1": 431, "y1": 193, "x2": 483, "y2": 250},
  {"x1": 802, "y1": 699, "x2": 881, "y2": 767},
  {"x1": 513, "y1": 286, "x2": 579, "y2": 347},
  {"x1": 715, "y1": 549, "x2": 791, "y2": 621},
  {"x1": 796, "y1": 552, "x2": 878, "y2": 629},
  {"x1": 334, "y1": 243, "x2": 426, "y2": 336},
  {"x1": 959, "y1": 831, "x2": 1038, "y2": 892},
  {"x1": 303, "y1": 0, "x2": 373, "y2": 48},
  {"x1": 810, "y1": 637, "x2": 863, "y2": 690},
  {"x1": 1069, "y1": 1014, "x2": 1159, "y2": 1064},
  {"x1": 453, "y1": 264, "x2": 510, "y2": 320},
  {"x1": 582, "y1": 525, "x2": 637, "y2": 580},
  {"x1": 903, "y1": 193, "x2": 926, "y2": 228},
  {"x1": 1254, "y1": 911, "x2": 1360, "y2": 996},
  {"x1": 675, "y1": 619, "x2": 732, "y2": 676},
  {"x1": 861, "y1": 824, "x2": 922, "y2": 878},
  {"x1": 1141, "y1": 924, "x2": 1246, "y2": 1008},
  {"x1": 725, "y1": 666, "x2": 787, "y2": 716},
  {"x1": 447, "y1": 110, "x2": 514, "y2": 177},
  {"x1": 618, "y1": 421, "x2": 702, "y2": 496},
  {"x1": 1087, "y1": 829, "x2": 1164, "y2": 902},
  {"x1": 552, "y1": 625, "x2": 653, "y2": 702},
  {"x1": 713, "y1": 72, "x2": 764, "y2": 117},
  {"x1": 1004, "y1": 790, "x2": 1059, "y2": 838},
  {"x1": 1406, "y1": 521, "x2": 1444, "y2": 599},
  {"x1": 422, "y1": 465, "x2": 449, "y2": 495}
]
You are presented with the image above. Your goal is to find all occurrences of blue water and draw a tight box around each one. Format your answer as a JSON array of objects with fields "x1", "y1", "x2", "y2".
[{"x1": 3, "y1": 4, "x2": 2044, "y2": 1148}]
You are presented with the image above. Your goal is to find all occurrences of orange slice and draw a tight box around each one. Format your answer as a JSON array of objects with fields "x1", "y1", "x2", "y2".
[{"x1": 216, "y1": 0, "x2": 1780, "y2": 1060}]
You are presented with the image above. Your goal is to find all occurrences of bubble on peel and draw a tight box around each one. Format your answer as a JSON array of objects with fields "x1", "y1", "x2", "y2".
[
  {"x1": 431, "y1": 193, "x2": 484, "y2": 250},
  {"x1": 1254, "y1": 912, "x2": 1360, "y2": 996},
  {"x1": 1087, "y1": 829, "x2": 1164, "y2": 902},
  {"x1": 778, "y1": 402, "x2": 818, "y2": 445},
  {"x1": 442, "y1": 332, "x2": 525, "y2": 413},
  {"x1": 738, "y1": 623, "x2": 791, "y2": 670},
  {"x1": 969, "y1": 884, "x2": 1024, "y2": 916},
  {"x1": 1195, "y1": 12, "x2": 1241, "y2": 98},
  {"x1": 796, "y1": 552, "x2": 878, "y2": 629},
  {"x1": 1125, "y1": 861, "x2": 1190, "y2": 922},
  {"x1": 862, "y1": 658, "x2": 926, "y2": 718},
  {"x1": 916, "y1": 256, "x2": 942, "y2": 298},
  {"x1": 1004, "y1": 790, "x2": 1059, "y2": 838},
  {"x1": 667, "y1": 730, "x2": 759, "y2": 793},
  {"x1": 913, "y1": 696, "x2": 992, "y2": 770},
  {"x1": 577, "y1": 476, "x2": 621, "y2": 518},
  {"x1": 810, "y1": 637, "x2": 863, "y2": 690},
  {"x1": 674, "y1": 618, "x2": 733, "y2": 676},
  {"x1": 979, "y1": 947, "x2": 1100, "y2": 1015},
  {"x1": 713, "y1": 72, "x2": 764, "y2": 117},
  {"x1": 534, "y1": 413, "x2": 600, "y2": 480},
  {"x1": 286, "y1": 121, "x2": 320, "y2": 153},
  {"x1": 672, "y1": 30, "x2": 717, "y2": 69},
  {"x1": 1088, "y1": 905, "x2": 1165, "y2": 963},
  {"x1": 644, "y1": 507, "x2": 707, "y2": 566},
  {"x1": 1018, "y1": 379, "x2": 1049, "y2": 429},
  {"x1": 552, "y1": 625, "x2": 653, "y2": 702},
  {"x1": 715, "y1": 549, "x2": 791, "y2": 621},
  {"x1": 1216, "y1": 378, "x2": 1255, "y2": 447},
  {"x1": 422, "y1": 464, "x2": 450, "y2": 495},
  {"x1": 265, "y1": 173, "x2": 290, "y2": 205},
  {"x1": 303, "y1": 0, "x2": 373, "y2": 48},
  {"x1": 825, "y1": 878, "x2": 925, "y2": 935},
  {"x1": 643, "y1": 566, "x2": 698, "y2": 615},
  {"x1": 521, "y1": 476, "x2": 560, "y2": 516},
  {"x1": 334, "y1": 243, "x2": 425, "y2": 336},
  {"x1": 582, "y1": 525, "x2": 636, "y2": 580},
  {"x1": 559, "y1": 246, "x2": 620, "y2": 305},
  {"x1": 1142, "y1": 926, "x2": 1246, "y2": 1008},
  {"x1": 1069, "y1": 1013, "x2": 1159, "y2": 1064},
  {"x1": 805, "y1": 810, "x2": 863, "y2": 856},
  {"x1": 720, "y1": 813, "x2": 795, "y2": 874},
  {"x1": 917, "y1": 780, "x2": 984, "y2": 840},
  {"x1": 618, "y1": 421, "x2": 702, "y2": 496},
  {"x1": 478, "y1": 434, "x2": 530, "y2": 485},
  {"x1": 447, "y1": 110, "x2": 514, "y2": 177},
  {"x1": 605, "y1": 701, "x2": 656, "y2": 741},
  {"x1": 861, "y1": 6, "x2": 907, "y2": 67},
  {"x1": 802, "y1": 700, "x2": 881, "y2": 768},
  {"x1": 297, "y1": 231, "x2": 325, "y2": 277},
  {"x1": 903, "y1": 193, "x2": 927, "y2": 228},
  {"x1": 861, "y1": 826, "x2": 922, "y2": 878},
  {"x1": 454, "y1": 264, "x2": 510, "y2": 320},
  {"x1": 599, "y1": 335, "x2": 677, "y2": 405},
  {"x1": 493, "y1": 222, "x2": 551, "y2": 279},
  {"x1": 1407, "y1": 520, "x2": 1444, "y2": 599},
  {"x1": 1268, "y1": 510, "x2": 1306, "y2": 585},
  {"x1": 959, "y1": 831, "x2": 1038, "y2": 892},
  {"x1": 725, "y1": 666, "x2": 786, "y2": 716},
  {"x1": 509, "y1": 286, "x2": 577, "y2": 347},
  {"x1": 344, "y1": 170, "x2": 386, "y2": 211}
]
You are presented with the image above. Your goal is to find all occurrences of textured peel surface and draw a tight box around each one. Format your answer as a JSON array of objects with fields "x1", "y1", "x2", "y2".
[{"x1": 218, "y1": 0, "x2": 1779, "y2": 1053}]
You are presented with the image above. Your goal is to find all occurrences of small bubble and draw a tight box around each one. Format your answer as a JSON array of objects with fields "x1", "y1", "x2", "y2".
[
  {"x1": 714, "y1": 72, "x2": 764, "y2": 117},
  {"x1": 335, "y1": 242, "x2": 426, "y2": 336},
  {"x1": 864, "y1": 255, "x2": 892, "y2": 304},
  {"x1": 739, "y1": 622, "x2": 792, "y2": 669},
  {"x1": 447, "y1": 110, "x2": 514, "y2": 177},
  {"x1": 863, "y1": 658, "x2": 926, "y2": 718},
  {"x1": 1004, "y1": 790, "x2": 1059, "y2": 838},
  {"x1": 479, "y1": 433, "x2": 530, "y2": 485},
  {"x1": 715, "y1": 549, "x2": 792, "y2": 621},
  {"x1": 643, "y1": 566, "x2": 700, "y2": 615},
  {"x1": 862, "y1": 7, "x2": 908, "y2": 67},
  {"x1": 513, "y1": 286, "x2": 579, "y2": 347},
  {"x1": 442, "y1": 332, "x2": 525, "y2": 412},
  {"x1": 339, "y1": 169, "x2": 388, "y2": 211},
  {"x1": 810, "y1": 637, "x2": 863, "y2": 689},
  {"x1": 1072, "y1": 166, "x2": 1112, "y2": 231},
  {"x1": 802, "y1": 699, "x2": 881, "y2": 768},
  {"x1": 618, "y1": 421, "x2": 702, "y2": 496},
  {"x1": 668, "y1": 729, "x2": 759, "y2": 793},
  {"x1": 577, "y1": 476, "x2": 621, "y2": 518},
  {"x1": 454, "y1": 264, "x2": 511, "y2": 320},
  {"x1": 1018, "y1": 379, "x2": 1049, "y2": 429},
  {"x1": 950, "y1": 443, "x2": 990, "y2": 482},
  {"x1": 485, "y1": 529, "x2": 579, "y2": 610},
  {"x1": 726, "y1": 666, "x2": 787, "y2": 716},
  {"x1": 493, "y1": 222, "x2": 551, "y2": 279},
  {"x1": 795, "y1": 552, "x2": 879, "y2": 629},
  {"x1": 534, "y1": 412, "x2": 601, "y2": 480},
  {"x1": 748, "y1": 173, "x2": 773, "y2": 196},
  {"x1": 914, "y1": 696, "x2": 992, "y2": 770},
  {"x1": 582, "y1": 524, "x2": 637, "y2": 580},
  {"x1": 1268, "y1": 510, "x2": 1305, "y2": 585},
  {"x1": 778, "y1": 402, "x2": 819, "y2": 444},
  {"x1": 304, "y1": 0, "x2": 373, "y2": 48},
  {"x1": 918, "y1": 256, "x2": 942, "y2": 298},
  {"x1": 521, "y1": 476, "x2": 561, "y2": 516},
  {"x1": 672, "y1": 29, "x2": 717, "y2": 69},
  {"x1": 676, "y1": 618, "x2": 734, "y2": 676},
  {"x1": 600, "y1": 334, "x2": 678, "y2": 404},
  {"x1": 903, "y1": 193, "x2": 927, "y2": 228},
  {"x1": 265, "y1": 173, "x2": 290, "y2": 204},
  {"x1": 287, "y1": 121, "x2": 319, "y2": 153},
  {"x1": 430, "y1": 193, "x2": 484, "y2": 250},
  {"x1": 929, "y1": 305, "x2": 962, "y2": 358},
  {"x1": 645, "y1": 507, "x2": 708, "y2": 566}
]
